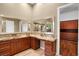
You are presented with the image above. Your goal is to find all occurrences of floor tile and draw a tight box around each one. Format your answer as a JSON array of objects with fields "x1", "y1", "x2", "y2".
[{"x1": 14, "y1": 49, "x2": 44, "y2": 56}]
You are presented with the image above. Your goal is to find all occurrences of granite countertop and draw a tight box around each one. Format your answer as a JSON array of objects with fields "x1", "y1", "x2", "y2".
[
  {"x1": 0, "y1": 34, "x2": 56, "y2": 42},
  {"x1": 30, "y1": 34, "x2": 56, "y2": 42}
]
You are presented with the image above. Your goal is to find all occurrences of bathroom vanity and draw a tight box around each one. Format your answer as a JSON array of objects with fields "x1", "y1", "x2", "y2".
[{"x1": 0, "y1": 32, "x2": 56, "y2": 56}]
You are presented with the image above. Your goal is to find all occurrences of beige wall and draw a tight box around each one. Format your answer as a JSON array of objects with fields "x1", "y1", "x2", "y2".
[
  {"x1": 0, "y1": 20, "x2": 2, "y2": 32},
  {"x1": 33, "y1": 3, "x2": 65, "y2": 20},
  {"x1": 0, "y1": 3, "x2": 32, "y2": 20},
  {"x1": 0, "y1": 3, "x2": 65, "y2": 21}
]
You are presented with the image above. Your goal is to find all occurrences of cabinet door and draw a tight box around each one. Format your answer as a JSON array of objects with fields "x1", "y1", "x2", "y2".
[
  {"x1": 10, "y1": 39, "x2": 18, "y2": 55},
  {"x1": 31, "y1": 37, "x2": 40, "y2": 50},
  {"x1": 20, "y1": 38, "x2": 25, "y2": 50},
  {"x1": 17, "y1": 37, "x2": 30, "y2": 52},
  {"x1": 10, "y1": 37, "x2": 31, "y2": 55},
  {"x1": 17, "y1": 38, "x2": 23, "y2": 52},
  {"x1": 16, "y1": 38, "x2": 25, "y2": 52},
  {"x1": 45, "y1": 41, "x2": 56, "y2": 56},
  {"x1": 25, "y1": 37, "x2": 31, "y2": 49},
  {"x1": 60, "y1": 40, "x2": 78, "y2": 56},
  {"x1": 0, "y1": 46, "x2": 10, "y2": 56}
]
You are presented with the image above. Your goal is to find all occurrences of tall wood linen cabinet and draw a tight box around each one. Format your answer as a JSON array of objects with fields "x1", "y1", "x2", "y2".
[
  {"x1": 60, "y1": 20, "x2": 78, "y2": 56},
  {"x1": 58, "y1": 4, "x2": 79, "y2": 56}
]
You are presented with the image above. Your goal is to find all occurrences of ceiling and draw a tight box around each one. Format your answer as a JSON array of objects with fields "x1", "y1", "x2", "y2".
[{"x1": 0, "y1": 3, "x2": 66, "y2": 22}]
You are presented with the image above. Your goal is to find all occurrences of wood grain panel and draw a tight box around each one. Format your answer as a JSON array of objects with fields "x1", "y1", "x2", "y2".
[
  {"x1": 0, "y1": 40, "x2": 11, "y2": 56},
  {"x1": 45, "y1": 40, "x2": 56, "y2": 56},
  {"x1": 60, "y1": 40, "x2": 78, "y2": 56},
  {"x1": 60, "y1": 32, "x2": 78, "y2": 41},
  {"x1": 31, "y1": 37, "x2": 40, "y2": 50},
  {"x1": 60, "y1": 20, "x2": 78, "y2": 56},
  {"x1": 60, "y1": 29, "x2": 78, "y2": 33},
  {"x1": 60, "y1": 20, "x2": 78, "y2": 29},
  {"x1": 10, "y1": 37, "x2": 31, "y2": 55},
  {"x1": 10, "y1": 39, "x2": 18, "y2": 55}
]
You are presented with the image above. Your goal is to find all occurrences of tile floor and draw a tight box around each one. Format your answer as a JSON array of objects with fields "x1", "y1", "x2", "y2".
[{"x1": 14, "y1": 49, "x2": 44, "y2": 56}]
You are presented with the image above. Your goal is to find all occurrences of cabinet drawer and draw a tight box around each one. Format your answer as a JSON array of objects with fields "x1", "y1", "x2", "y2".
[
  {"x1": 0, "y1": 49, "x2": 10, "y2": 56},
  {"x1": 0, "y1": 45, "x2": 10, "y2": 56},
  {"x1": 60, "y1": 32, "x2": 78, "y2": 41},
  {"x1": 60, "y1": 20, "x2": 78, "y2": 29},
  {"x1": 45, "y1": 44, "x2": 55, "y2": 52},
  {"x1": 0, "y1": 45, "x2": 10, "y2": 52},
  {"x1": 0, "y1": 40, "x2": 10, "y2": 48},
  {"x1": 0, "y1": 40, "x2": 10, "y2": 44},
  {"x1": 0, "y1": 43, "x2": 10, "y2": 48},
  {"x1": 45, "y1": 41, "x2": 56, "y2": 48}
]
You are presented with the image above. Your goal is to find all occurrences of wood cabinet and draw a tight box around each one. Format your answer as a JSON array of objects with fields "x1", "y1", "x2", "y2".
[
  {"x1": 10, "y1": 37, "x2": 31, "y2": 55},
  {"x1": 45, "y1": 40, "x2": 56, "y2": 56},
  {"x1": 30, "y1": 37, "x2": 40, "y2": 50},
  {"x1": 0, "y1": 36, "x2": 55, "y2": 56},
  {"x1": 0, "y1": 37, "x2": 40, "y2": 56},
  {"x1": 0, "y1": 37, "x2": 31, "y2": 56},
  {"x1": 20, "y1": 37, "x2": 31, "y2": 50},
  {"x1": 60, "y1": 20, "x2": 78, "y2": 56},
  {"x1": 0, "y1": 40, "x2": 11, "y2": 56},
  {"x1": 17, "y1": 38, "x2": 23, "y2": 52}
]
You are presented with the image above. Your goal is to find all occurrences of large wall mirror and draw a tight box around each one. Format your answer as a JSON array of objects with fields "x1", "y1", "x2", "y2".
[
  {"x1": 32, "y1": 17, "x2": 55, "y2": 33},
  {"x1": 0, "y1": 16, "x2": 55, "y2": 33},
  {"x1": 0, "y1": 17, "x2": 20, "y2": 33},
  {"x1": 0, "y1": 16, "x2": 32, "y2": 33}
]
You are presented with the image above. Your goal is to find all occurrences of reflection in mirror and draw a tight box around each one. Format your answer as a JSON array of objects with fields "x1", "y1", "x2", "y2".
[
  {"x1": 0, "y1": 16, "x2": 55, "y2": 33},
  {"x1": 0, "y1": 17, "x2": 20, "y2": 33},
  {"x1": 4, "y1": 20, "x2": 14, "y2": 33},
  {"x1": 32, "y1": 17, "x2": 55, "y2": 33},
  {"x1": 20, "y1": 21, "x2": 29, "y2": 32}
]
